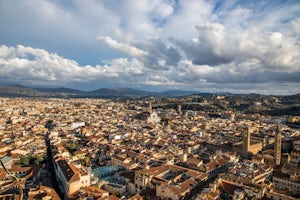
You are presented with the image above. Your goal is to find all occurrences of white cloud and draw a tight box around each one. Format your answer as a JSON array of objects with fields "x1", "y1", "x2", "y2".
[
  {"x1": 0, "y1": 0, "x2": 300, "y2": 94},
  {"x1": 0, "y1": 43, "x2": 299, "y2": 94},
  {"x1": 161, "y1": 0, "x2": 214, "y2": 38},
  {"x1": 0, "y1": 45, "x2": 119, "y2": 83},
  {"x1": 96, "y1": 36, "x2": 148, "y2": 57},
  {"x1": 151, "y1": 1, "x2": 175, "y2": 20}
]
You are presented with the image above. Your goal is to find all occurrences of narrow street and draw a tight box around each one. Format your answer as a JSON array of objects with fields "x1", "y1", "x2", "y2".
[{"x1": 45, "y1": 132, "x2": 64, "y2": 199}]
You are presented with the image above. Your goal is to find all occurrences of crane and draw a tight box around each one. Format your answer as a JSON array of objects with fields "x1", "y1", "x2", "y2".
[{"x1": 0, "y1": 159, "x2": 24, "y2": 200}]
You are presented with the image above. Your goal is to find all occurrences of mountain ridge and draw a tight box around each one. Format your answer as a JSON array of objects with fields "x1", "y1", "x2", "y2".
[{"x1": 0, "y1": 84, "x2": 298, "y2": 98}]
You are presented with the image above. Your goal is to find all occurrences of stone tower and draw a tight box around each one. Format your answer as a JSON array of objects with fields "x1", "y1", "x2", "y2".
[
  {"x1": 149, "y1": 101, "x2": 152, "y2": 114},
  {"x1": 274, "y1": 124, "x2": 282, "y2": 165},
  {"x1": 177, "y1": 104, "x2": 182, "y2": 115},
  {"x1": 243, "y1": 126, "x2": 251, "y2": 157}
]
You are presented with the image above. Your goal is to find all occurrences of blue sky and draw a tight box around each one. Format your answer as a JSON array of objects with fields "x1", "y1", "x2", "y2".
[{"x1": 0, "y1": 0, "x2": 300, "y2": 94}]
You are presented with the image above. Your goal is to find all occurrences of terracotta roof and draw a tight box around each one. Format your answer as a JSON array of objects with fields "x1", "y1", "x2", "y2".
[
  {"x1": 136, "y1": 164, "x2": 201, "y2": 177},
  {"x1": 80, "y1": 186, "x2": 109, "y2": 198},
  {"x1": 221, "y1": 182, "x2": 242, "y2": 195},
  {"x1": 167, "y1": 178, "x2": 198, "y2": 196},
  {"x1": 8, "y1": 164, "x2": 32, "y2": 173},
  {"x1": 187, "y1": 158, "x2": 202, "y2": 166},
  {"x1": 129, "y1": 193, "x2": 143, "y2": 200},
  {"x1": 28, "y1": 185, "x2": 60, "y2": 200},
  {"x1": 112, "y1": 154, "x2": 126, "y2": 162},
  {"x1": 85, "y1": 186, "x2": 108, "y2": 194},
  {"x1": 0, "y1": 168, "x2": 5, "y2": 180},
  {"x1": 57, "y1": 159, "x2": 80, "y2": 182},
  {"x1": 98, "y1": 194, "x2": 120, "y2": 200},
  {"x1": 205, "y1": 161, "x2": 218, "y2": 171}
]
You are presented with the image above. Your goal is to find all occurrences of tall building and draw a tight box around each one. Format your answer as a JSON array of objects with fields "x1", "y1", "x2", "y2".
[
  {"x1": 149, "y1": 102, "x2": 152, "y2": 114},
  {"x1": 177, "y1": 104, "x2": 182, "y2": 115},
  {"x1": 274, "y1": 124, "x2": 282, "y2": 165},
  {"x1": 243, "y1": 126, "x2": 251, "y2": 157}
]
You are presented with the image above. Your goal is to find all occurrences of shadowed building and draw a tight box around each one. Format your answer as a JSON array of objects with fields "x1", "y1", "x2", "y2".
[
  {"x1": 205, "y1": 126, "x2": 263, "y2": 158},
  {"x1": 242, "y1": 126, "x2": 263, "y2": 158}
]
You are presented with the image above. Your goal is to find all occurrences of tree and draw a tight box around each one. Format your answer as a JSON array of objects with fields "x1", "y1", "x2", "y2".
[
  {"x1": 81, "y1": 156, "x2": 90, "y2": 166},
  {"x1": 19, "y1": 154, "x2": 44, "y2": 166},
  {"x1": 33, "y1": 155, "x2": 44, "y2": 165},
  {"x1": 84, "y1": 156, "x2": 90, "y2": 166},
  {"x1": 114, "y1": 192, "x2": 120, "y2": 197},
  {"x1": 20, "y1": 155, "x2": 30, "y2": 166},
  {"x1": 68, "y1": 143, "x2": 77, "y2": 152}
]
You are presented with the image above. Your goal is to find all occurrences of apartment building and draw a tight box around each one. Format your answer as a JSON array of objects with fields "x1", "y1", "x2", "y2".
[{"x1": 55, "y1": 159, "x2": 91, "y2": 198}]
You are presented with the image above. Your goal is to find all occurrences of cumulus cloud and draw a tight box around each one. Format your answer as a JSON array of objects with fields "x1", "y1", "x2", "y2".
[
  {"x1": 98, "y1": 33, "x2": 182, "y2": 70},
  {"x1": 97, "y1": 36, "x2": 148, "y2": 57},
  {"x1": 98, "y1": 23, "x2": 300, "y2": 85},
  {"x1": 1, "y1": 42, "x2": 299, "y2": 94},
  {"x1": 0, "y1": 45, "x2": 127, "y2": 84},
  {"x1": 1, "y1": 0, "x2": 300, "y2": 94},
  {"x1": 138, "y1": 38, "x2": 182, "y2": 69}
]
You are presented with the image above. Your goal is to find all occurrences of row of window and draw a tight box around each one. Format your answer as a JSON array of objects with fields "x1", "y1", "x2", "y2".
[{"x1": 274, "y1": 179, "x2": 300, "y2": 190}]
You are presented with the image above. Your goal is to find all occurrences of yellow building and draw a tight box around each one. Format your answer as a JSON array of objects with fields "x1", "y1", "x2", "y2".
[{"x1": 55, "y1": 159, "x2": 91, "y2": 199}]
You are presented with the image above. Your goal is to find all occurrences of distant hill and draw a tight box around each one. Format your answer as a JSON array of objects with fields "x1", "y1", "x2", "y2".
[
  {"x1": 0, "y1": 85, "x2": 85, "y2": 98},
  {"x1": 0, "y1": 85, "x2": 298, "y2": 102},
  {"x1": 0, "y1": 85, "x2": 215, "y2": 98},
  {"x1": 88, "y1": 88, "x2": 206, "y2": 98},
  {"x1": 89, "y1": 87, "x2": 157, "y2": 97},
  {"x1": 159, "y1": 90, "x2": 198, "y2": 97},
  {"x1": 189, "y1": 92, "x2": 215, "y2": 96},
  {"x1": 0, "y1": 85, "x2": 42, "y2": 97},
  {"x1": 35, "y1": 87, "x2": 84, "y2": 94},
  {"x1": 0, "y1": 85, "x2": 161, "y2": 98}
]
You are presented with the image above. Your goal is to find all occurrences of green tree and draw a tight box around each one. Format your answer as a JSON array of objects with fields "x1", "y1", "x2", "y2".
[
  {"x1": 84, "y1": 156, "x2": 90, "y2": 166},
  {"x1": 68, "y1": 143, "x2": 77, "y2": 151},
  {"x1": 20, "y1": 154, "x2": 44, "y2": 166},
  {"x1": 33, "y1": 155, "x2": 44, "y2": 165},
  {"x1": 20, "y1": 155, "x2": 30, "y2": 166},
  {"x1": 80, "y1": 156, "x2": 90, "y2": 166},
  {"x1": 114, "y1": 192, "x2": 120, "y2": 197}
]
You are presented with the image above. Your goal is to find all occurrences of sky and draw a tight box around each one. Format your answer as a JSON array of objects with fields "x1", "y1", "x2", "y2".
[{"x1": 0, "y1": 0, "x2": 300, "y2": 94}]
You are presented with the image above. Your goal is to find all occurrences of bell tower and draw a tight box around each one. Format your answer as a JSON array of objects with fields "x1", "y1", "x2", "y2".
[
  {"x1": 243, "y1": 126, "x2": 251, "y2": 157},
  {"x1": 274, "y1": 124, "x2": 282, "y2": 165},
  {"x1": 177, "y1": 104, "x2": 182, "y2": 115},
  {"x1": 149, "y1": 101, "x2": 152, "y2": 114}
]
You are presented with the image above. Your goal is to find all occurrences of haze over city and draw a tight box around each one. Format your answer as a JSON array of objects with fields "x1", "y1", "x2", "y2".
[{"x1": 0, "y1": 0, "x2": 300, "y2": 94}]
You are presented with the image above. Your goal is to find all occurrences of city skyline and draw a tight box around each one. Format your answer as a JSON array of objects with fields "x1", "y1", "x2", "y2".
[{"x1": 1, "y1": 0, "x2": 300, "y2": 94}]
